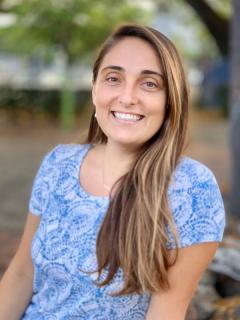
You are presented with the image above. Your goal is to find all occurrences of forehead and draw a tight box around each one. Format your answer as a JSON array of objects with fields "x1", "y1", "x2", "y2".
[{"x1": 99, "y1": 37, "x2": 162, "y2": 73}]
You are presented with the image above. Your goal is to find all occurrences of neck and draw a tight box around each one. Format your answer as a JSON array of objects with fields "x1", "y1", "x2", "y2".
[{"x1": 102, "y1": 142, "x2": 138, "y2": 191}]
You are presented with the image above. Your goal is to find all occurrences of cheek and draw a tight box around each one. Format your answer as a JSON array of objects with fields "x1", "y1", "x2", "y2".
[
  {"x1": 148, "y1": 100, "x2": 166, "y2": 130},
  {"x1": 94, "y1": 87, "x2": 115, "y2": 110},
  {"x1": 150, "y1": 98, "x2": 166, "y2": 119},
  {"x1": 94, "y1": 94, "x2": 106, "y2": 112}
]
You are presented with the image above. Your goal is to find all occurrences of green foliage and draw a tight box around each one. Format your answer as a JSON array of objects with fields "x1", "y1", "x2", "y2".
[
  {"x1": 0, "y1": 88, "x2": 60, "y2": 116},
  {"x1": 0, "y1": 0, "x2": 151, "y2": 62},
  {"x1": 0, "y1": 87, "x2": 91, "y2": 116}
]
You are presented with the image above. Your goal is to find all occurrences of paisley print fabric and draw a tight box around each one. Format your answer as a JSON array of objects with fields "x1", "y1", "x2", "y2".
[{"x1": 22, "y1": 144, "x2": 225, "y2": 319}]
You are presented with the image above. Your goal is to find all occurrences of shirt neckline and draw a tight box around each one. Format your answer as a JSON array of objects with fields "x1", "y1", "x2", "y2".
[{"x1": 76, "y1": 144, "x2": 110, "y2": 203}]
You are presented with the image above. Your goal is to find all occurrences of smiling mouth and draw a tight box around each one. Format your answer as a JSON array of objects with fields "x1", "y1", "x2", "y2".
[{"x1": 111, "y1": 111, "x2": 144, "y2": 122}]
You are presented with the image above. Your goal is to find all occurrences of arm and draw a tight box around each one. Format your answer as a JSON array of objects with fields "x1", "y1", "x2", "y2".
[
  {"x1": 146, "y1": 242, "x2": 219, "y2": 320},
  {"x1": 0, "y1": 213, "x2": 40, "y2": 320}
]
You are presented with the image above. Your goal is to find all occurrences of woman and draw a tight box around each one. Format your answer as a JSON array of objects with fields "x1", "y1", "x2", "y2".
[{"x1": 0, "y1": 24, "x2": 225, "y2": 319}]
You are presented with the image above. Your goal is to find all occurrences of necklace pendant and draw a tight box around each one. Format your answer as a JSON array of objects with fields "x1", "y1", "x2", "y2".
[{"x1": 103, "y1": 183, "x2": 111, "y2": 191}]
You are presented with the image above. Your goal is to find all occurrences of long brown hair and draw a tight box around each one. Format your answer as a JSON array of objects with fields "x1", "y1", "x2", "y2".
[{"x1": 86, "y1": 24, "x2": 189, "y2": 295}]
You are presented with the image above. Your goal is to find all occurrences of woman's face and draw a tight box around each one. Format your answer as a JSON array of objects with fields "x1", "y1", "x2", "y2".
[{"x1": 92, "y1": 37, "x2": 167, "y2": 149}]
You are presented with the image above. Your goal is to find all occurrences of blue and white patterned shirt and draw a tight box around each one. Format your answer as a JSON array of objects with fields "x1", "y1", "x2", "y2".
[{"x1": 22, "y1": 144, "x2": 225, "y2": 319}]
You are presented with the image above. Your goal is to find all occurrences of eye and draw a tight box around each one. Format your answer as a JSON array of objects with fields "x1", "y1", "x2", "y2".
[
  {"x1": 106, "y1": 76, "x2": 119, "y2": 83},
  {"x1": 145, "y1": 81, "x2": 157, "y2": 88},
  {"x1": 141, "y1": 80, "x2": 159, "y2": 90},
  {"x1": 104, "y1": 72, "x2": 121, "y2": 85}
]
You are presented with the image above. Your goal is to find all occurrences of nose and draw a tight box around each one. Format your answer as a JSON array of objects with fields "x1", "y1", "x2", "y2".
[{"x1": 118, "y1": 82, "x2": 138, "y2": 107}]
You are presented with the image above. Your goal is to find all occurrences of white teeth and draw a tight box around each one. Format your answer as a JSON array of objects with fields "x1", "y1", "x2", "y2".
[{"x1": 113, "y1": 112, "x2": 142, "y2": 121}]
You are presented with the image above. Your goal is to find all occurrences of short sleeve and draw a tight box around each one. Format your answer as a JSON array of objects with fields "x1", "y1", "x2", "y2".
[
  {"x1": 167, "y1": 158, "x2": 226, "y2": 249},
  {"x1": 29, "y1": 145, "x2": 60, "y2": 216}
]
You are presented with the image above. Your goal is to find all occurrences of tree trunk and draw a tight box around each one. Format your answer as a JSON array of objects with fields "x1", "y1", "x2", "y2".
[
  {"x1": 229, "y1": 0, "x2": 240, "y2": 218},
  {"x1": 184, "y1": 0, "x2": 229, "y2": 56},
  {"x1": 58, "y1": 48, "x2": 76, "y2": 130}
]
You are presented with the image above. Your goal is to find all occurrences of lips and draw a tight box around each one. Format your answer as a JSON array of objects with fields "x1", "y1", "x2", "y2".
[{"x1": 111, "y1": 111, "x2": 144, "y2": 121}]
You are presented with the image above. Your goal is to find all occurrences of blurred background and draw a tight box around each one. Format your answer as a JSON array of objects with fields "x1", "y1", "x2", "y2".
[{"x1": 0, "y1": 0, "x2": 240, "y2": 318}]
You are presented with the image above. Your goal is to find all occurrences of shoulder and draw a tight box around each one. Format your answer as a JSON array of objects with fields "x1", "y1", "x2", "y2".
[
  {"x1": 167, "y1": 157, "x2": 226, "y2": 248},
  {"x1": 42, "y1": 143, "x2": 90, "y2": 165},
  {"x1": 171, "y1": 156, "x2": 217, "y2": 189},
  {"x1": 31, "y1": 143, "x2": 91, "y2": 192},
  {"x1": 29, "y1": 144, "x2": 91, "y2": 216},
  {"x1": 169, "y1": 156, "x2": 224, "y2": 212}
]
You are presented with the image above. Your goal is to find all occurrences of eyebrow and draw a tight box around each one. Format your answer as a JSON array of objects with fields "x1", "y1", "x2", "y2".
[{"x1": 101, "y1": 65, "x2": 163, "y2": 78}]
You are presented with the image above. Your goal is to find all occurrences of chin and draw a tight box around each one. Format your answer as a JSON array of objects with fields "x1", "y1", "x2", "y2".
[{"x1": 110, "y1": 137, "x2": 144, "y2": 148}]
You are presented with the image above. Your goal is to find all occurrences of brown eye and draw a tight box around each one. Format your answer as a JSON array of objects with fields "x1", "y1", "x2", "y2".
[
  {"x1": 145, "y1": 81, "x2": 157, "y2": 88},
  {"x1": 106, "y1": 76, "x2": 119, "y2": 83},
  {"x1": 141, "y1": 80, "x2": 159, "y2": 90}
]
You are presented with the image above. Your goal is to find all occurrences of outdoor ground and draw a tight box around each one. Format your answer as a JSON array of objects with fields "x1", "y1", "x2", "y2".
[{"x1": 0, "y1": 109, "x2": 230, "y2": 277}]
